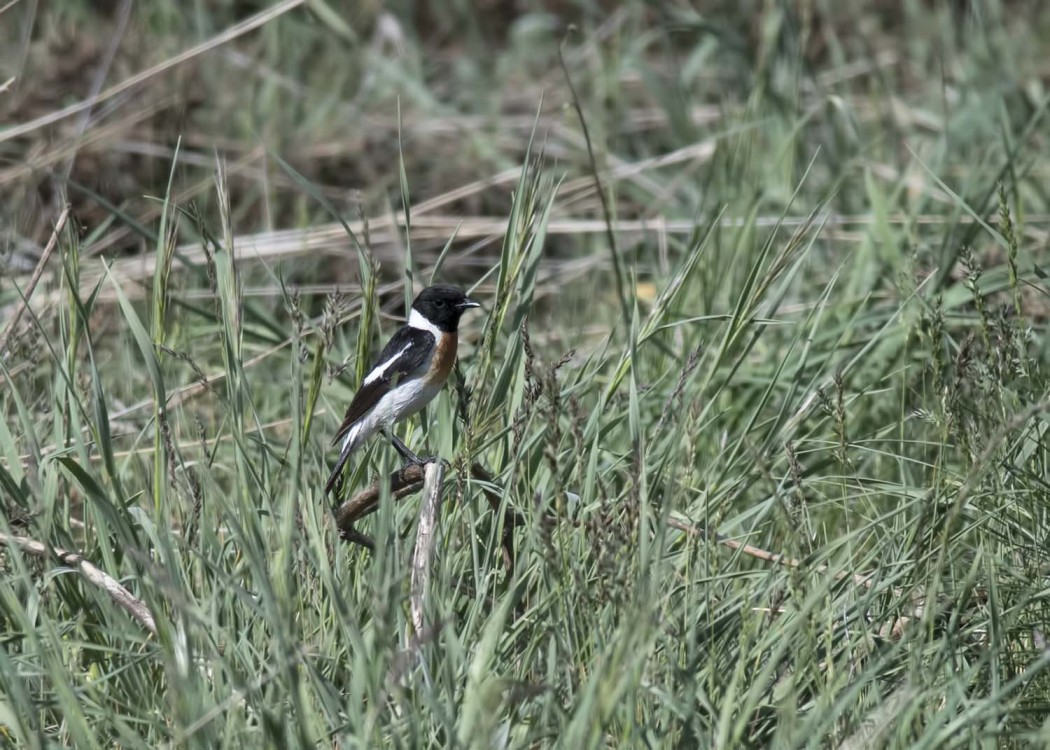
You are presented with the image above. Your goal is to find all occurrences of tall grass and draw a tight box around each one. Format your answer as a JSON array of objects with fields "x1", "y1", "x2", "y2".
[{"x1": 2, "y1": 1, "x2": 1050, "y2": 747}]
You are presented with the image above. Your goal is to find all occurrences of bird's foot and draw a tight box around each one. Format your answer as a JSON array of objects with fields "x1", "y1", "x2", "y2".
[{"x1": 397, "y1": 452, "x2": 440, "y2": 470}]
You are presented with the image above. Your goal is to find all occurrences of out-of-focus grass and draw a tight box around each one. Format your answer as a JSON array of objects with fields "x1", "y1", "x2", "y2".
[{"x1": 2, "y1": 1, "x2": 1050, "y2": 747}]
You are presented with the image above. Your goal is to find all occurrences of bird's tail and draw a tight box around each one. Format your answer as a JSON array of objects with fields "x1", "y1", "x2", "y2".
[{"x1": 325, "y1": 430, "x2": 361, "y2": 496}]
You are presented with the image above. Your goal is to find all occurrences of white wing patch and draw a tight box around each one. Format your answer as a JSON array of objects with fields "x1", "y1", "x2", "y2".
[{"x1": 363, "y1": 343, "x2": 413, "y2": 385}]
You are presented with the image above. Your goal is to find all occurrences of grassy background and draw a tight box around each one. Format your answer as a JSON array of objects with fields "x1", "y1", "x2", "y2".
[{"x1": 3, "y1": 0, "x2": 1050, "y2": 747}]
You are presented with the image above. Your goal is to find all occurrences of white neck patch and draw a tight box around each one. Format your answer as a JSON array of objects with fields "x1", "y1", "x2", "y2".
[{"x1": 408, "y1": 308, "x2": 442, "y2": 337}]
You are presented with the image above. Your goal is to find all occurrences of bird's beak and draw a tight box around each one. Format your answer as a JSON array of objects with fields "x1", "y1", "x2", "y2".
[{"x1": 458, "y1": 297, "x2": 481, "y2": 310}]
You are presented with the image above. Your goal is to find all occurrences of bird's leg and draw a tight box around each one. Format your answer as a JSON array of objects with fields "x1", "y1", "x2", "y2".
[
  {"x1": 385, "y1": 430, "x2": 437, "y2": 467},
  {"x1": 387, "y1": 431, "x2": 422, "y2": 466}
]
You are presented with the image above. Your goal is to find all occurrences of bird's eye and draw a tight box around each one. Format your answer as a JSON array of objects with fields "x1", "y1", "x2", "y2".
[{"x1": 435, "y1": 299, "x2": 446, "y2": 308}]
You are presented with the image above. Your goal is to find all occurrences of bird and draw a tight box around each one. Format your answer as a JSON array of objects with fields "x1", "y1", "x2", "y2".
[{"x1": 324, "y1": 284, "x2": 480, "y2": 495}]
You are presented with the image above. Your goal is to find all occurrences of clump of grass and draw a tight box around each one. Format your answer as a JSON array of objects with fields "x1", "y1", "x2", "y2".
[{"x1": 3, "y1": 1, "x2": 1050, "y2": 748}]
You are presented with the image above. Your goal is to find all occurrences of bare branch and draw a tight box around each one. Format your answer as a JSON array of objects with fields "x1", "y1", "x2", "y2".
[
  {"x1": 331, "y1": 460, "x2": 524, "y2": 575},
  {"x1": 0, "y1": 531, "x2": 157, "y2": 635},
  {"x1": 332, "y1": 462, "x2": 429, "y2": 547}
]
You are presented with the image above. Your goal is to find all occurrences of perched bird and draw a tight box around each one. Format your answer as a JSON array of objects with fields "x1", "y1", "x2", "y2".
[{"x1": 325, "y1": 284, "x2": 480, "y2": 495}]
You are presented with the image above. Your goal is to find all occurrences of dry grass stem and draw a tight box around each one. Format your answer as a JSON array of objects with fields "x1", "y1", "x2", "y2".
[{"x1": 409, "y1": 461, "x2": 446, "y2": 639}]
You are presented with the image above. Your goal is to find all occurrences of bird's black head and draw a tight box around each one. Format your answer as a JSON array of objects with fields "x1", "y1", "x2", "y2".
[{"x1": 411, "y1": 284, "x2": 480, "y2": 332}]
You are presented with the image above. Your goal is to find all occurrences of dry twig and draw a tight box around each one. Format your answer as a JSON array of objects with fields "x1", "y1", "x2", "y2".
[
  {"x1": 0, "y1": 531, "x2": 157, "y2": 635},
  {"x1": 331, "y1": 460, "x2": 524, "y2": 574},
  {"x1": 332, "y1": 462, "x2": 429, "y2": 548}
]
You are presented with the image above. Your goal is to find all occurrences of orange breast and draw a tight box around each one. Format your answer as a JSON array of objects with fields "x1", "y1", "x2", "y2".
[{"x1": 426, "y1": 332, "x2": 457, "y2": 385}]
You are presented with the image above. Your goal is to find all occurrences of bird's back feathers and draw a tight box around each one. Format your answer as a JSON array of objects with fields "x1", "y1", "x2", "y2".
[{"x1": 330, "y1": 326, "x2": 435, "y2": 446}]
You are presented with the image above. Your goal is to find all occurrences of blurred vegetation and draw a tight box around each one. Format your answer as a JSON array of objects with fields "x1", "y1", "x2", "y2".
[{"x1": 2, "y1": 0, "x2": 1050, "y2": 747}]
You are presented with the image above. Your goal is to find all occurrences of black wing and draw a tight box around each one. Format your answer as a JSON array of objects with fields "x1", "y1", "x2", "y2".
[{"x1": 330, "y1": 326, "x2": 434, "y2": 445}]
